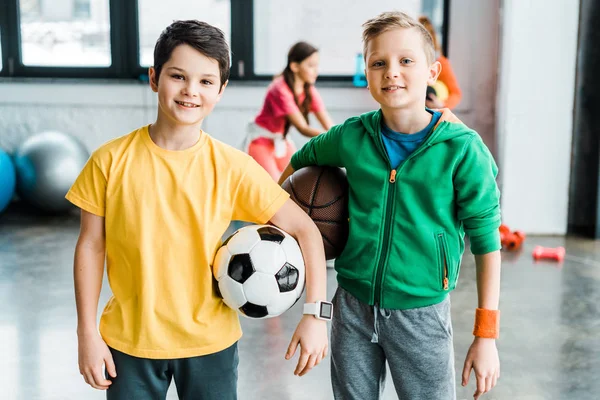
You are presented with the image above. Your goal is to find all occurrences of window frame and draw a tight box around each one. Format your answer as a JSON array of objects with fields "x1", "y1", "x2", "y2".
[{"x1": 0, "y1": 0, "x2": 450, "y2": 81}]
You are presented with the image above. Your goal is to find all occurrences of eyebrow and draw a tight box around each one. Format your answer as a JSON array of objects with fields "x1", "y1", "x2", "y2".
[{"x1": 166, "y1": 67, "x2": 218, "y2": 78}]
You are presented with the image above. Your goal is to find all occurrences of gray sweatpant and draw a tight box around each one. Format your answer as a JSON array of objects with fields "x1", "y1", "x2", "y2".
[{"x1": 331, "y1": 287, "x2": 456, "y2": 400}]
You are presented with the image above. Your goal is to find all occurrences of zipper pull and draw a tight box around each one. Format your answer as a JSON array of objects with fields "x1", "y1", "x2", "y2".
[
  {"x1": 389, "y1": 169, "x2": 397, "y2": 183},
  {"x1": 443, "y1": 263, "x2": 449, "y2": 290}
]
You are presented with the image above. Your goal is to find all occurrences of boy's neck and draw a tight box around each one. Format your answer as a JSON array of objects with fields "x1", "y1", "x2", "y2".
[
  {"x1": 149, "y1": 115, "x2": 203, "y2": 151},
  {"x1": 381, "y1": 106, "x2": 433, "y2": 134}
]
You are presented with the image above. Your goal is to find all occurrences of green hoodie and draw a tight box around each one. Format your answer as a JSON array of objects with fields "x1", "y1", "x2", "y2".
[{"x1": 291, "y1": 109, "x2": 501, "y2": 309}]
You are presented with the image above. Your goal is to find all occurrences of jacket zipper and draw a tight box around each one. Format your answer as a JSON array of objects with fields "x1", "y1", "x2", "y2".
[
  {"x1": 438, "y1": 233, "x2": 449, "y2": 290},
  {"x1": 374, "y1": 169, "x2": 396, "y2": 304},
  {"x1": 372, "y1": 118, "x2": 441, "y2": 305}
]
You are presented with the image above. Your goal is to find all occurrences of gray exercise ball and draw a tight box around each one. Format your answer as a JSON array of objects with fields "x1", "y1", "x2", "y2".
[{"x1": 14, "y1": 131, "x2": 89, "y2": 213}]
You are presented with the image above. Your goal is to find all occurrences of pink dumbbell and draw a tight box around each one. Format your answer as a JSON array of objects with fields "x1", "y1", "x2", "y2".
[{"x1": 532, "y1": 246, "x2": 565, "y2": 262}]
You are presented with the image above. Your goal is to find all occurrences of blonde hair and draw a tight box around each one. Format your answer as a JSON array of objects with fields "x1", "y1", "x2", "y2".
[{"x1": 362, "y1": 11, "x2": 436, "y2": 64}]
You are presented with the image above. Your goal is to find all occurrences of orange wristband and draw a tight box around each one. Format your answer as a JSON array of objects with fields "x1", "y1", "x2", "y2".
[{"x1": 472, "y1": 308, "x2": 500, "y2": 339}]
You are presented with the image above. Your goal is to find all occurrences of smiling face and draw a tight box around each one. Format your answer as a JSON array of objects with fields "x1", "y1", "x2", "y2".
[
  {"x1": 365, "y1": 27, "x2": 440, "y2": 113},
  {"x1": 149, "y1": 44, "x2": 227, "y2": 127}
]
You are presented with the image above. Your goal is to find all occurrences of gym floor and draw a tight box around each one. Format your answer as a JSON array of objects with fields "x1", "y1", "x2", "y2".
[{"x1": 1, "y1": 206, "x2": 599, "y2": 400}]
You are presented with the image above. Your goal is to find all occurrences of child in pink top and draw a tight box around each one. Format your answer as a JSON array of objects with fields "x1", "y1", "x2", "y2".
[{"x1": 246, "y1": 42, "x2": 334, "y2": 180}]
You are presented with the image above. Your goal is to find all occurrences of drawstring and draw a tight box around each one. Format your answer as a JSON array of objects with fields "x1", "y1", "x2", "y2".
[
  {"x1": 371, "y1": 305, "x2": 392, "y2": 343},
  {"x1": 371, "y1": 305, "x2": 379, "y2": 343}
]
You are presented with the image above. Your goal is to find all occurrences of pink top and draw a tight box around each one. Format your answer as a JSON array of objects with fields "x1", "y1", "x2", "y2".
[{"x1": 254, "y1": 76, "x2": 325, "y2": 134}]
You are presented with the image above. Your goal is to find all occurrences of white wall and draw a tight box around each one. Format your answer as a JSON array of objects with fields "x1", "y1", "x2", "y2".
[
  {"x1": 496, "y1": 0, "x2": 580, "y2": 234},
  {"x1": 0, "y1": 82, "x2": 378, "y2": 153},
  {"x1": 448, "y1": 0, "x2": 501, "y2": 155}
]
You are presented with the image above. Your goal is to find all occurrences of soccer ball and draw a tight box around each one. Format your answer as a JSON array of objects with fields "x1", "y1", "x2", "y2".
[{"x1": 213, "y1": 225, "x2": 306, "y2": 318}]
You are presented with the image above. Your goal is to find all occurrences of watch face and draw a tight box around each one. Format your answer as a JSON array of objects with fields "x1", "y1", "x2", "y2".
[{"x1": 320, "y1": 302, "x2": 333, "y2": 319}]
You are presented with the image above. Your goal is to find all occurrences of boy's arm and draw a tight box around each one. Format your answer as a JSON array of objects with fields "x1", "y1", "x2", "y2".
[
  {"x1": 74, "y1": 210, "x2": 116, "y2": 390},
  {"x1": 269, "y1": 198, "x2": 328, "y2": 377},
  {"x1": 462, "y1": 251, "x2": 501, "y2": 399},
  {"x1": 475, "y1": 252, "x2": 501, "y2": 311},
  {"x1": 74, "y1": 210, "x2": 106, "y2": 336},
  {"x1": 278, "y1": 122, "x2": 345, "y2": 185},
  {"x1": 278, "y1": 163, "x2": 296, "y2": 185},
  {"x1": 453, "y1": 135, "x2": 502, "y2": 399},
  {"x1": 269, "y1": 198, "x2": 327, "y2": 304}
]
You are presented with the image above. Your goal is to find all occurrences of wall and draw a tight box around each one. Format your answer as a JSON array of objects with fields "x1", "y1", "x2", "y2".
[{"x1": 496, "y1": 0, "x2": 580, "y2": 234}]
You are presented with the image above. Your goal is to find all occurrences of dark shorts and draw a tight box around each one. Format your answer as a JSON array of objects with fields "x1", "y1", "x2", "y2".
[{"x1": 106, "y1": 343, "x2": 238, "y2": 400}]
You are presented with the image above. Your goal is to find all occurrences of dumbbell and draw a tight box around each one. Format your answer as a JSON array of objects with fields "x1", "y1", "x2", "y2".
[
  {"x1": 499, "y1": 225, "x2": 511, "y2": 242},
  {"x1": 532, "y1": 246, "x2": 565, "y2": 262},
  {"x1": 499, "y1": 225, "x2": 525, "y2": 250},
  {"x1": 503, "y1": 230, "x2": 526, "y2": 250}
]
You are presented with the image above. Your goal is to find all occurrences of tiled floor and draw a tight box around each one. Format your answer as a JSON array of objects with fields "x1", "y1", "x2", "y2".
[{"x1": 1, "y1": 205, "x2": 599, "y2": 399}]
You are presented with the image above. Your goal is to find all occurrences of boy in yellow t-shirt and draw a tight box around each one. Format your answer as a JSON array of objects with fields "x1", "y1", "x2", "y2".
[{"x1": 66, "y1": 20, "x2": 329, "y2": 400}]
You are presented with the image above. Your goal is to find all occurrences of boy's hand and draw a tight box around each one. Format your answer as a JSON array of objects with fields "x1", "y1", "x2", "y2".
[
  {"x1": 462, "y1": 337, "x2": 500, "y2": 399},
  {"x1": 285, "y1": 315, "x2": 329, "y2": 376},
  {"x1": 78, "y1": 332, "x2": 116, "y2": 390}
]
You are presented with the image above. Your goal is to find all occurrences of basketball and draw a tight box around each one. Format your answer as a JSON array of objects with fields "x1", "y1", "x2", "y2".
[{"x1": 281, "y1": 166, "x2": 349, "y2": 260}]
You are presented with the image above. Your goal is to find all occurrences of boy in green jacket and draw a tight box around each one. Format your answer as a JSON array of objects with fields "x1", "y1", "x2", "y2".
[{"x1": 279, "y1": 11, "x2": 501, "y2": 400}]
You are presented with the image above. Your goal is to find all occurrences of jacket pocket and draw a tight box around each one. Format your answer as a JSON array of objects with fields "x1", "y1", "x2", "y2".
[{"x1": 435, "y1": 232, "x2": 450, "y2": 291}]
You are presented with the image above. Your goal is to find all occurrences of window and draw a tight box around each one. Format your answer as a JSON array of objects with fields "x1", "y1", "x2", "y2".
[
  {"x1": 253, "y1": 0, "x2": 447, "y2": 76},
  {"x1": 138, "y1": 0, "x2": 231, "y2": 67},
  {"x1": 0, "y1": 0, "x2": 448, "y2": 80},
  {"x1": 19, "y1": 0, "x2": 111, "y2": 67},
  {"x1": 73, "y1": 0, "x2": 92, "y2": 19}
]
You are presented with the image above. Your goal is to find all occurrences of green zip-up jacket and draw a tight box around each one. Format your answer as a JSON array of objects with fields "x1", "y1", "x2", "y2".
[{"x1": 291, "y1": 109, "x2": 501, "y2": 310}]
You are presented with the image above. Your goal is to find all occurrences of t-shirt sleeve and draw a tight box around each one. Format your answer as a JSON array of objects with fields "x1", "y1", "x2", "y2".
[
  {"x1": 268, "y1": 81, "x2": 301, "y2": 118},
  {"x1": 309, "y1": 86, "x2": 325, "y2": 113},
  {"x1": 232, "y1": 156, "x2": 290, "y2": 223},
  {"x1": 65, "y1": 151, "x2": 108, "y2": 217}
]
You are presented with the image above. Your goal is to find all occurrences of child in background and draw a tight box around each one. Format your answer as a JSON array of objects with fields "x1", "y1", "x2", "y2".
[
  {"x1": 67, "y1": 20, "x2": 329, "y2": 400},
  {"x1": 419, "y1": 15, "x2": 463, "y2": 110},
  {"x1": 246, "y1": 41, "x2": 334, "y2": 181},
  {"x1": 280, "y1": 11, "x2": 501, "y2": 400}
]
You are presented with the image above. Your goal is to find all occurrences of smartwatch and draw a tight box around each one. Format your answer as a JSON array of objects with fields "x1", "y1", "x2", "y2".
[{"x1": 303, "y1": 301, "x2": 333, "y2": 321}]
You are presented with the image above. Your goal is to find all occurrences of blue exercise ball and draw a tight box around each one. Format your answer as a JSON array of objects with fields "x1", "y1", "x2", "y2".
[
  {"x1": 14, "y1": 131, "x2": 89, "y2": 213},
  {"x1": 0, "y1": 148, "x2": 16, "y2": 213}
]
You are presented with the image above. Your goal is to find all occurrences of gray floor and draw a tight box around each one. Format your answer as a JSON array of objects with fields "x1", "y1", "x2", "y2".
[{"x1": 1, "y1": 206, "x2": 599, "y2": 400}]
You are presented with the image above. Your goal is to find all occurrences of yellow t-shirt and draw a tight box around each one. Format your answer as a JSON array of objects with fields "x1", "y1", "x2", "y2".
[{"x1": 66, "y1": 126, "x2": 289, "y2": 359}]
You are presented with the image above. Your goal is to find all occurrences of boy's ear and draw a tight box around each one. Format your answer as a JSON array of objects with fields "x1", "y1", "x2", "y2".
[
  {"x1": 427, "y1": 61, "x2": 442, "y2": 86},
  {"x1": 216, "y1": 80, "x2": 228, "y2": 101},
  {"x1": 148, "y1": 67, "x2": 158, "y2": 92}
]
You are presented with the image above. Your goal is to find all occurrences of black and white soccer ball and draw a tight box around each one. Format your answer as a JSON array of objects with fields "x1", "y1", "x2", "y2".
[{"x1": 213, "y1": 225, "x2": 306, "y2": 319}]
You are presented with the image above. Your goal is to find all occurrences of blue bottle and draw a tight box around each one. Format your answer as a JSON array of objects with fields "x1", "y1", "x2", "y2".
[{"x1": 353, "y1": 53, "x2": 367, "y2": 87}]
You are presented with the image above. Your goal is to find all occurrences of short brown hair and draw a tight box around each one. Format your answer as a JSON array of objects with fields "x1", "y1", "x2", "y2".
[
  {"x1": 362, "y1": 11, "x2": 436, "y2": 64},
  {"x1": 153, "y1": 20, "x2": 230, "y2": 88}
]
